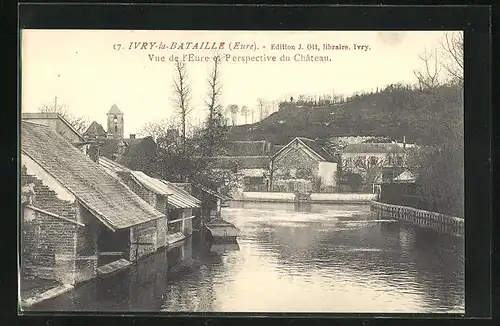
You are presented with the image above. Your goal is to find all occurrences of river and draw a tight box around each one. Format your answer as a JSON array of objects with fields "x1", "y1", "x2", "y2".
[{"x1": 28, "y1": 202, "x2": 465, "y2": 314}]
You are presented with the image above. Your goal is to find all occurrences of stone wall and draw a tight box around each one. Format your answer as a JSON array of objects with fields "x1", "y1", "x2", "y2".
[
  {"x1": 21, "y1": 171, "x2": 78, "y2": 284},
  {"x1": 274, "y1": 146, "x2": 319, "y2": 179},
  {"x1": 74, "y1": 204, "x2": 99, "y2": 283},
  {"x1": 129, "y1": 219, "x2": 161, "y2": 262}
]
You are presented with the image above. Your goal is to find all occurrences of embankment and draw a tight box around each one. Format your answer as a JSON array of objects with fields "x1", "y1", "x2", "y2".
[
  {"x1": 371, "y1": 201, "x2": 464, "y2": 237},
  {"x1": 233, "y1": 192, "x2": 376, "y2": 204}
]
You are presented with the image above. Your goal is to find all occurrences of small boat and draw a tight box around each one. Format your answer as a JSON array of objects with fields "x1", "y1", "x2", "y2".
[{"x1": 204, "y1": 218, "x2": 239, "y2": 243}]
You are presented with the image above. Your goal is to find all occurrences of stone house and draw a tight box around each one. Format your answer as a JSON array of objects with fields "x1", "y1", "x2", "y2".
[
  {"x1": 341, "y1": 143, "x2": 407, "y2": 176},
  {"x1": 20, "y1": 121, "x2": 166, "y2": 286},
  {"x1": 98, "y1": 157, "x2": 202, "y2": 246},
  {"x1": 271, "y1": 137, "x2": 339, "y2": 193}
]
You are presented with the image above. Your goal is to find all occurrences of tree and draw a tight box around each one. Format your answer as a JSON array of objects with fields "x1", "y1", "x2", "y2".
[
  {"x1": 172, "y1": 60, "x2": 192, "y2": 148},
  {"x1": 38, "y1": 97, "x2": 90, "y2": 134},
  {"x1": 440, "y1": 32, "x2": 464, "y2": 85},
  {"x1": 409, "y1": 32, "x2": 464, "y2": 217},
  {"x1": 413, "y1": 47, "x2": 441, "y2": 91},
  {"x1": 240, "y1": 106, "x2": 249, "y2": 124},
  {"x1": 250, "y1": 107, "x2": 255, "y2": 123},
  {"x1": 227, "y1": 104, "x2": 239, "y2": 126},
  {"x1": 257, "y1": 98, "x2": 266, "y2": 121},
  {"x1": 151, "y1": 59, "x2": 239, "y2": 196},
  {"x1": 205, "y1": 54, "x2": 223, "y2": 128}
]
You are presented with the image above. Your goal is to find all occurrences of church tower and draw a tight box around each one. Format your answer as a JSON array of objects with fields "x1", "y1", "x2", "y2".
[{"x1": 106, "y1": 104, "x2": 124, "y2": 139}]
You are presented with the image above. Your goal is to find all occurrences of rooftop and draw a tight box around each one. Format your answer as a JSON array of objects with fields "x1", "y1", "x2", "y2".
[
  {"x1": 21, "y1": 112, "x2": 86, "y2": 142},
  {"x1": 273, "y1": 137, "x2": 338, "y2": 163},
  {"x1": 99, "y1": 157, "x2": 201, "y2": 209},
  {"x1": 342, "y1": 143, "x2": 406, "y2": 154},
  {"x1": 21, "y1": 121, "x2": 164, "y2": 230},
  {"x1": 83, "y1": 121, "x2": 107, "y2": 138},
  {"x1": 107, "y1": 104, "x2": 123, "y2": 115}
]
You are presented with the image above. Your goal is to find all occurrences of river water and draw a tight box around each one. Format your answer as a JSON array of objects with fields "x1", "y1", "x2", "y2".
[{"x1": 29, "y1": 202, "x2": 465, "y2": 314}]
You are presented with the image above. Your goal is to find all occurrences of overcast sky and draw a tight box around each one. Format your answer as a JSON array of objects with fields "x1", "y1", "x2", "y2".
[{"x1": 21, "y1": 30, "x2": 454, "y2": 136}]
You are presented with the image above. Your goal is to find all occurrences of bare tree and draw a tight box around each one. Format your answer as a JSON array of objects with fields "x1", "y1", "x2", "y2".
[
  {"x1": 262, "y1": 102, "x2": 271, "y2": 119},
  {"x1": 440, "y1": 32, "x2": 464, "y2": 84},
  {"x1": 227, "y1": 104, "x2": 239, "y2": 126},
  {"x1": 205, "y1": 54, "x2": 223, "y2": 128},
  {"x1": 257, "y1": 98, "x2": 266, "y2": 121},
  {"x1": 250, "y1": 107, "x2": 255, "y2": 123},
  {"x1": 38, "y1": 97, "x2": 90, "y2": 134},
  {"x1": 240, "y1": 106, "x2": 249, "y2": 125},
  {"x1": 413, "y1": 47, "x2": 441, "y2": 90},
  {"x1": 172, "y1": 60, "x2": 192, "y2": 147}
]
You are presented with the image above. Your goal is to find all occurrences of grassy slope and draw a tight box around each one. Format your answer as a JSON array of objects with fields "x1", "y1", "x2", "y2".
[{"x1": 227, "y1": 84, "x2": 463, "y2": 145}]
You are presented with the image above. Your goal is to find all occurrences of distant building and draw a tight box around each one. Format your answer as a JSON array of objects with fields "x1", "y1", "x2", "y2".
[
  {"x1": 83, "y1": 121, "x2": 107, "y2": 140},
  {"x1": 100, "y1": 135, "x2": 157, "y2": 174},
  {"x1": 20, "y1": 121, "x2": 166, "y2": 286},
  {"x1": 341, "y1": 143, "x2": 408, "y2": 175},
  {"x1": 21, "y1": 112, "x2": 88, "y2": 153},
  {"x1": 271, "y1": 137, "x2": 339, "y2": 193},
  {"x1": 212, "y1": 140, "x2": 273, "y2": 195},
  {"x1": 106, "y1": 104, "x2": 124, "y2": 139}
]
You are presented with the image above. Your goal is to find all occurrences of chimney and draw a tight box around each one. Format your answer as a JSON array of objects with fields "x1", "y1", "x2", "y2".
[
  {"x1": 403, "y1": 136, "x2": 406, "y2": 149},
  {"x1": 129, "y1": 134, "x2": 136, "y2": 139}
]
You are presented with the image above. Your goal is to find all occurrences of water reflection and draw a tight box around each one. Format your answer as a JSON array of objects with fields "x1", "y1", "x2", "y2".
[{"x1": 29, "y1": 202, "x2": 464, "y2": 313}]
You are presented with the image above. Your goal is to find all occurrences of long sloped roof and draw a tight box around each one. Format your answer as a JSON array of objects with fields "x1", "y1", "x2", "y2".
[
  {"x1": 159, "y1": 180, "x2": 202, "y2": 209},
  {"x1": 21, "y1": 121, "x2": 164, "y2": 230},
  {"x1": 99, "y1": 157, "x2": 201, "y2": 209}
]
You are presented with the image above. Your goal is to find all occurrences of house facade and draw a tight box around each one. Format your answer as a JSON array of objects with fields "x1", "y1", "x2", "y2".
[
  {"x1": 341, "y1": 143, "x2": 407, "y2": 175},
  {"x1": 20, "y1": 121, "x2": 167, "y2": 286},
  {"x1": 271, "y1": 137, "x2": 339, "y2": 193}
]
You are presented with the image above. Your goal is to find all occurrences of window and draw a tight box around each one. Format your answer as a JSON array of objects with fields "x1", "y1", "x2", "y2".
[
  {"x1": 113, "y1": 115, "x2": 117, "y2": 123},
  {"x1": 289, "y1": 168, "x2": 297, "y2": 178},
  {"x1": 115, "y1": 125, "x2": 118, "y2": 132}
]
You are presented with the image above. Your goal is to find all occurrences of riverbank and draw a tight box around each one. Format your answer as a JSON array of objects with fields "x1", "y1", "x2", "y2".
[
  {"x1": 20, "y1": 277, "x2": 73, "y2": 309},
  {"x1": 371, "y1": 201, "x2": 464, "y2": 237},
  {"x1": 233, "y1": 192, "x2": 377, "y2": 204}
]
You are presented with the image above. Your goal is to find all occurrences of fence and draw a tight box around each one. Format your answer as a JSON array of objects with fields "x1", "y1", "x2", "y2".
[{"x1": 371, "y1": 201, "x2": 464, "y2": 237}]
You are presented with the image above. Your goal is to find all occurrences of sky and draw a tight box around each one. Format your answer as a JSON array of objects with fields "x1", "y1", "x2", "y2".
[{"x1": 21, "y1": 30, "x2": 457, "y2": 137}]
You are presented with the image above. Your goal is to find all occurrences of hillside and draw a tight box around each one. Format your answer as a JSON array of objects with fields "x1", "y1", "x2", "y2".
[{"x1": 227, "y1": 84, "x2": 463, "y2": 146}]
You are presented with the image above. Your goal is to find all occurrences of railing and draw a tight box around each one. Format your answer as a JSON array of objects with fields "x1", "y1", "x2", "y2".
[{"x1": 371, "y1": 201, "x2": 464, "y2": 237}]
